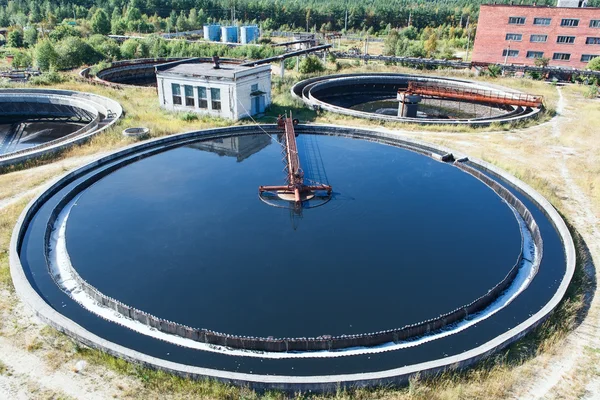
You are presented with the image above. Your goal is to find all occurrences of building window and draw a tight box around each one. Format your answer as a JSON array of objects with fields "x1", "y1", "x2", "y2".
[
  {"x1": 502, "y1": 49, "x2": 519, "y2": 57},
  {"x1": 560, "y1": 19, "x2": 579, "y2": 27},
  {"x1": 251, "y1": 83, "x2": 258, "y2": 92},
  {"x1": 197, "y1": 87, "x2": 207, "y2": 108},
  {"x1": 591, "y1": 20, "x2": 600, "y2": 28},
  {"x1": 533, "y1": 17, "x2": 551, "y2": 26},
  {"x1": 557, "y1": 36, "x2": 576, "y2": 44},
  {"x1": 526, "y1": 51, "x2": 544, "y2": 59},
  {"x1": 581, "y1": 54, "x2": 599, "y2": 62},
  {"x1": 210, "y1": 88, "x2": 221, "y2": 110},
  {"x1": 508, "y1": 16, "x2": 526, "y2": 25},
  {"x1": 184, "y1": 85, "x2": 194, "y2": 107},
  {"x1": 530, "y1": 35, "x2": 548, "y2": 43},
  {"x1": 586, "y1": 37, "x2": 600, "y2": 45},
  {"x1": 505, "y1": 33, "x2": 522, "y2": 41},
  {"x1": 552, "y1": 53, "x2": 571, "y2": 61},
  {"x1": 171, "y1": 83, "x2": 182, "y2": 105}
]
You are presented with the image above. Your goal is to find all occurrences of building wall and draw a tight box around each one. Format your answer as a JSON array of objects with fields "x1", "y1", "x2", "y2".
[
  {"x1": 472, "y1": 5, "x2": 600, "y2": 68},
  {"x1": 156, "y1": 71, "x2": 271, "y2": 120}
]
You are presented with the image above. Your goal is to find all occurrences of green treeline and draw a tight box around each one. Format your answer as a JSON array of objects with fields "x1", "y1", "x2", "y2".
[{"x1": 0, "y1": 0, "x2": 565, "y2": 35}]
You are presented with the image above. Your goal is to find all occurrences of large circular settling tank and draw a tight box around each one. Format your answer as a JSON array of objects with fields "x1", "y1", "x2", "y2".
[
  {"x1": 11, "y1": 125, "x2": 574, "y2": 391},
  {"x1": 0, "y1": 89, "x2": 122, "y2": 168},
  {"x1": 292, "y1": 74, "x2": 544, "y2": 126}
]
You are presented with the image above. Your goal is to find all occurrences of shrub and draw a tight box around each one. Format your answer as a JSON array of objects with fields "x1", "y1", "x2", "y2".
[
  {"x1": 34, "y1": 40, "x2": 58, "y2": 71},
  {"x1": 12, "y1": 50, "x2": 32, "y2": 68},
  {"x1": 91, "y1": 9, "x2": 111, "y2": 35},
  {"x1": 588, "y1": 57, "x2": 600, "y2": 71},
  {"x1": 7, "y1": 29, "x2": 23, "y2": 48},
  {"x1": 29, "y1": 70, "x2": 65, "y2": 85},
  {"x1": 179, "y1": 111, "x2": 199, "y2": 121},
  {"x1": 299, "y1": 55, "x2": 325, "y2": 74},
  {"x1": 54, "y1": 37, "x2": 102, "y2": 69}
]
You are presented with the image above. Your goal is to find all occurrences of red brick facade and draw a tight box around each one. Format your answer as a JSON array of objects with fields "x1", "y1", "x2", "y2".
[{"x1": 472, "y1": 5, "x2": 600, "y2": 69}]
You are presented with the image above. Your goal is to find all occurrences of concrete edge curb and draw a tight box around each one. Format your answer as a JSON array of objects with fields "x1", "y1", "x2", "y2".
[{"x1": 9, "y1": 124, "x2": 575, "y2": 392}]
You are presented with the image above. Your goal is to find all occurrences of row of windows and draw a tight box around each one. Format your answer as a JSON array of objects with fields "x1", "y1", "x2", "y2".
[
  {"x1": 172, "y1": 84, "x2": 221, "y2": 110},
  {"x1": 506, "y1": 33, "x2": 600, "y2": 45},
  {"x1": 508, "y1": 17, "x2": 600, "y2": 28},
  {"x1": 502, "y1": 49, "x2": 598, "y2": 62}
]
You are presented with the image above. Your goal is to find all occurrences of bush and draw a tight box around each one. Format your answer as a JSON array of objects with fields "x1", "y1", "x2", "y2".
[
  {"x1": 24, "y1": 26, "x2": 38, "y2": 48},
  {"x1": 179, "y1": 111, "x2": 199, "y2": 121},
  {"x1": 588, "y1": 57, "x2": 600, "y2": 71},
  {"x1": 91, "y1": 9, "x2": 111, "y2": 35},
  {"x1": 87, "y1": 35, "x2": 121, "y2": 60},
  {"x1": 54, "y1": 37, "x2": 102, "y2": 69},
  {"x1": 49, "y1": 24, "x2": 81, "y2": 42},
  {"x1": 29, "y1": 70, "x2": 65, "y2": 85},
  {"x1": 12, "y1": 50, "x2": 32, "y2": 68},
  {"x1": 7, "y1": 29, "x2": 23, "y2": 48},
  {"x1": 299, "y1": 55, "x2": 325, "y2": 74},
  {"x1": 34, "y1": 40, "x2": 58, "y2": 71},
  {"x1": 120, "y1": 39, "x2": 150, "y2": 59},
  {"x1": 584, "y1": 84, "x2": 599, "y2": 99},
  {"x1": 487, "y1": 64, "x2": 502, "y2": 78}
]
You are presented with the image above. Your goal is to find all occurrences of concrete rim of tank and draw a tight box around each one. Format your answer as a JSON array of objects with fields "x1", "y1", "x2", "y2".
[
  {"x1": 291, "y1": 73, "x2": 543, "y2": 126},
  {"x1": 0, "y1": 89, "x2": 122, "y2": 168},
  {"x1": 9, "y1": 124, "x2": 575, "y2": 392}
]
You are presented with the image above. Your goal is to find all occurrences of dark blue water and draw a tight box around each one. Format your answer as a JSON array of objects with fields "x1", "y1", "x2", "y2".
[{"x1": 64, "y1": 134, "x2": 520, "y2": 338}]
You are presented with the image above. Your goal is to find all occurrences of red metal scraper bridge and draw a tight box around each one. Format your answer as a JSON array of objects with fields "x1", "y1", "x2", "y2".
[
  {"x1": 259, "y1": 114, "x2": 332, "y2": 204},
  {"x1": 400, "y1": 81, "x2": 544, "y2": 108}
]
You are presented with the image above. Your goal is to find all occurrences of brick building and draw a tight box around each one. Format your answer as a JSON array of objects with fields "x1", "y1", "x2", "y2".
[{"x1": 472, "y1": 2, "x2": 600, "y2": 69}]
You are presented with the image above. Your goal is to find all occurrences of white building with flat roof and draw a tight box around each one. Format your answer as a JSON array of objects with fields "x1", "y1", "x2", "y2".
[{"x1": 156, "y1": 58, "x2": 271, "y2": 120}]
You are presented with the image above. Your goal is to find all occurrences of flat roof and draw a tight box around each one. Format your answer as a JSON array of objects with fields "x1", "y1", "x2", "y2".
[{"x1": 159, "y1": 62, "x2": 268, "y2": 79}]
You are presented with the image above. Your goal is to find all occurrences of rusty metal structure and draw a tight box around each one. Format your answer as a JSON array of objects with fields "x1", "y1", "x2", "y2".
[
  {"x1": 258, "y1": 113, "x2": 332, "y2": 205},
  {"x1": 400, "y1": 81, "x2": 544, "y2": 108}
]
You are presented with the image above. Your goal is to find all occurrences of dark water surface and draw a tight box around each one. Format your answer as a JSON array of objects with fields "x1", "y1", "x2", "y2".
[
  {"x1": 0, "y1": 121, "x2": 83, "y2": 155},
  {"x1": 64, "y1": 134, "x2": 521, "y2": 338}
]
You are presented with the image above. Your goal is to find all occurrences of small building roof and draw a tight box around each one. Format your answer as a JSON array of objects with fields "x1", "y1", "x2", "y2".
[{"x1": 157, "y1": 60, "x2": 270, "y2": 81}]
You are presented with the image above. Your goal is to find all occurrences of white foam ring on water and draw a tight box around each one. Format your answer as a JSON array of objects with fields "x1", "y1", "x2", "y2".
[{"x1": 49, "y1": 196, "x2": 538, "y2": 360}]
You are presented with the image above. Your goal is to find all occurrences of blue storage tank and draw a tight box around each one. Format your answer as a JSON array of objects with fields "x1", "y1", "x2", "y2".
[
  {"x1": 221, "y1": 26, "x2": 238, "y2": 43},
  {"x1": 203, "y1": 24, "x2": 221, "y2": 42},
  {"x1": 240, "y1": 25, "x2": 260, "y2": 44}
]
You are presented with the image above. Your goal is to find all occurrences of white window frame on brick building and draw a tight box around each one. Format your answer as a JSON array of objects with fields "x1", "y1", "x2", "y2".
[
  {"x1": 530, "y1": 34, "x2": 548, "y2": 43},
  {"x1": 508, "y1": 16, "x2": 526, "y2": 25},
  {"x1": 552, "y1": 52, "x2": 571, "y2": 60},
  {"x1": 533, "y1": 17, "x2": 552, "y2": 26},
  {"x1": 560, "y1": 18, "x2": 579, "y2": 27},
  {"x1": 506, "y1": 33, "x2": 523, "y2": 41}
]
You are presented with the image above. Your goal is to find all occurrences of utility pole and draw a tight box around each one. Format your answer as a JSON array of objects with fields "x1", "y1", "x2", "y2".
[
  {"x1": 504, "y1": 40, "x2": 511, "y2": 65},
  {"x1": 344, "y1": 8, "x2": 348, "y2": 32},
  {"x1": 464, "y1": 16, "x2": 471, "y2": 62}
]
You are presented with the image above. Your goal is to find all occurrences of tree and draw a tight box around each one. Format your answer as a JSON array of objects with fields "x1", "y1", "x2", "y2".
[
  {"x1": 12, "y1": 50, "x2": 32, "y2": 68},
  {"x1": 49, "y1": 25, "x2": 81, "y2": 42},
  {"x1": 24, "y1": 26, "x2": 38, "y2": 48},
  {"x1": 299, "y1": 55, "x2": 325, "y2": 74},
  {"x1": 424, "y1": 34, "x2": 437, "y2": 57},
  {"x1": 87, "y1": 35, "x2": 121, "y2": 60},
  {"x1": 54, "y1": 36, "x2": 102, "y2": 69},
  {"x1": 7, "y1": 29, "x2": 24, "y2": 48},
  {"x1": 91, "y1": 9, "x2": 111, "y2": 35},
  {"x1": 587, "y1": 57, "x2": 600, "y2": 71},
  {"x1": 34, "y1": 39, "x2": 58, "y2": 71},
  {"x1": 534, "y1": 57, "x2": 550, "y2": 68}
]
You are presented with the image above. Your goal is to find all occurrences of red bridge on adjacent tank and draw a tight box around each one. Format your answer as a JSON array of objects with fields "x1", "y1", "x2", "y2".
[{"x1": 259, "y1": 114, "x2": 332, "y2": 204}]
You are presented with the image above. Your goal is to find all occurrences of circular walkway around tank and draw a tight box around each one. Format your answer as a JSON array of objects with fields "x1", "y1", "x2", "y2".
[
  {"x1": 0, "y1": 89, "x2": 122, "y2": 168},
  {"x1": 10, "y1": 124, "x2": 574, "y2": 392},
  {"x1": 292, "y1": 74, "x2": 543, "y2": 126}
]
